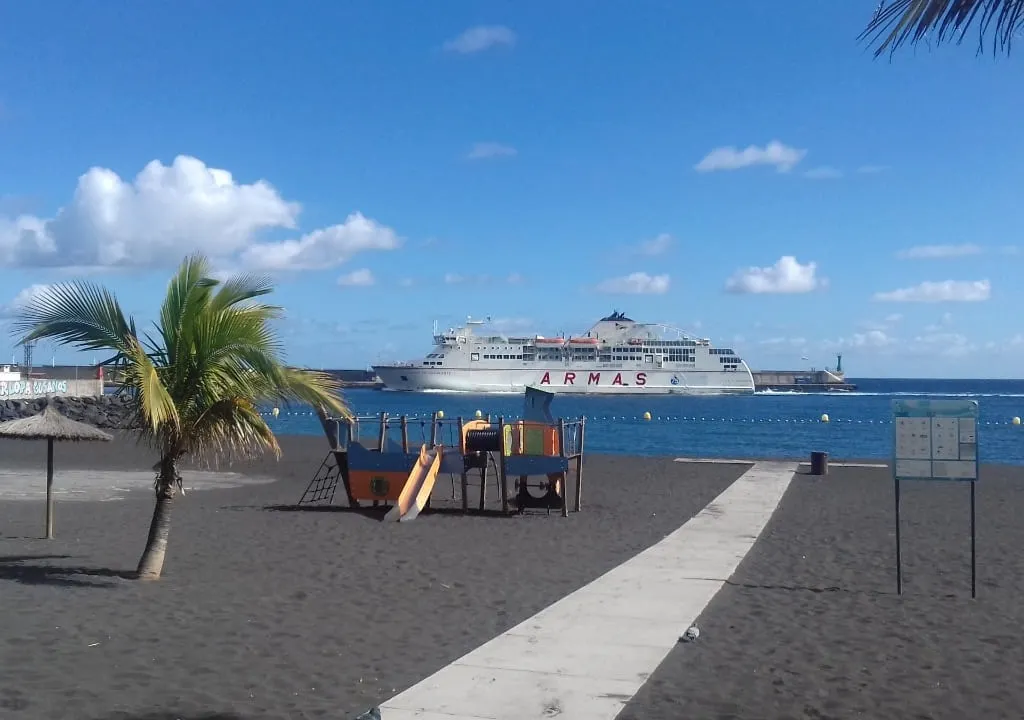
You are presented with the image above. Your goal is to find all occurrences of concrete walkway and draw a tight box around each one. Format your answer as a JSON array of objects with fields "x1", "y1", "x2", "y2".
[{"x1": 379, "y1": 460, "x2": 799, "y2": 720}]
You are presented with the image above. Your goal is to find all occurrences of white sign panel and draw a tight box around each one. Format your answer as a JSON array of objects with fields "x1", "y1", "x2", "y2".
[{"x1": 892, "y1": 399, "x2": 979, "y2": 481}]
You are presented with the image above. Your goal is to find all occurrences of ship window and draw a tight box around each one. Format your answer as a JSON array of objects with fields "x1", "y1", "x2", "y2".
[
  {"x1": 645, "y1": 355, "x2": 653, "y2": 363},
  {"x1": 517, "y1": 355, "x2": 522, "y2": 359},
  {"x1": 471, "y1": 353, "x2": 480, "y2": 361}
]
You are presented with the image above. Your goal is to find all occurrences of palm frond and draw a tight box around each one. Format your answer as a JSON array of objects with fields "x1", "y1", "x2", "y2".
[
  {"x1": 187, "y1": 396, "x2": 280, "y2": 462},
  {"x1": 121, "y1": 336, "x2": 179, "y2": 434},
  {"x1": 12, "y1": 281, "x2": 134, "y2": 354},
  {"x1": 274, "y1": 366, "x2": 350, "y2": 419},
  {"x1": 210, "y1": 271, "x2": 276, "y2": 312},
  {"x1": 861, "y1": 0, "x2": 1024, "y2": 57},
  {"x1": 14, "y1": 252, "x2": 347, "y2": 469}
]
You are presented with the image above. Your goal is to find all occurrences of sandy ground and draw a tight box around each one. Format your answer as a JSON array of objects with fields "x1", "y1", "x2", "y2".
[
  {"x1": 618, "y1": 464, "x2": 1024, "y2": 720},
  {"x1": 0, "y1": 434, "x2": 744, "y2": 720}
]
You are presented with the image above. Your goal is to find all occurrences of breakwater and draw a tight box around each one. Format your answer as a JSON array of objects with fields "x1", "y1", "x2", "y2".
[{"x1": 1, "y1": 395, "x2": 136, "y2": 429}]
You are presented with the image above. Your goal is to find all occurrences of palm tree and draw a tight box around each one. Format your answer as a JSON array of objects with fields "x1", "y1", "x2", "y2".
[
  {"x1": 862, "y1": 0, "x2": 1024, "y2": 57},
  {"x1": 12, "y1": 253, "x2": 349, "y2": 580}
]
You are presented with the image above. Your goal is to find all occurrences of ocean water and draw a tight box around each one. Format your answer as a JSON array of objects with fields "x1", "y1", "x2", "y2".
[{"x1": 263, "y1": 378, "x2": 1024, "y2": 465}]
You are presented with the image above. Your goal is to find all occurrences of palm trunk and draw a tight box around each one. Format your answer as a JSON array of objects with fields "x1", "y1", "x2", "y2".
[{"x1": 136, "y1": 457, "x2": 178, "y2": 580}]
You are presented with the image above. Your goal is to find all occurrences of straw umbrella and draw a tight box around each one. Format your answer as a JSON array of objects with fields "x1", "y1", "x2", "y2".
[{"x1": 0, "y1": 401, "x2": 113, "y2": 539}]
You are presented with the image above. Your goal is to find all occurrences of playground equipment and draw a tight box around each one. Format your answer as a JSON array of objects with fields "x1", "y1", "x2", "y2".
[{"x1": 298, "y1": 387, "x2": 585, "y2": 520}]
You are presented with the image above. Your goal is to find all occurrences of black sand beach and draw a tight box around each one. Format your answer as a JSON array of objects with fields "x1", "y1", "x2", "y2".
[
  {"x1": 0, "y1": 434, "x2": 743, "y2": 720},
  {"x1": 619, "y1": 464, "x2": 1024, "y2": 720}
]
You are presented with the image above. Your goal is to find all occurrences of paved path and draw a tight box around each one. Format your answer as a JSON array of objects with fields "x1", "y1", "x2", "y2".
[{"x1": 379, "y1": 460, "x2": 799, "y2": 720}]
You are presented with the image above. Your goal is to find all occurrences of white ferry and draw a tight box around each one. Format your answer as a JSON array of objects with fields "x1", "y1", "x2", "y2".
[{"x1": 373, "y1": 311, "x2": 755, "y2": 395}]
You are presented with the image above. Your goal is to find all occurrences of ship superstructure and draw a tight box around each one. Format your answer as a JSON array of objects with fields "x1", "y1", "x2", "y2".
[{"x1": 373, "y1": 311, "x2": 755, "y2": 395}]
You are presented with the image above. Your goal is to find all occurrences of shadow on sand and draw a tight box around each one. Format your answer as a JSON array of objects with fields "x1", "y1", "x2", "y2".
[
  {"x1": 0, "y1": 554, "x2": 135, "y2": 588},
  {"x1": 260, "y1": 503, "x2": 515, "y2": 520}
]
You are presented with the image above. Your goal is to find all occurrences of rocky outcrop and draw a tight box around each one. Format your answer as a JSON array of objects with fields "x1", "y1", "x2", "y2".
[{"x1": 0, "y1": 394, "x2": 138, "y2": 430}]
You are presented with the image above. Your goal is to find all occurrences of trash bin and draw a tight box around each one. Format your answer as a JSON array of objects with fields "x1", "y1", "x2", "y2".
[{"x1": 810, "y1": 451, "x2": 829, "y2": 476}]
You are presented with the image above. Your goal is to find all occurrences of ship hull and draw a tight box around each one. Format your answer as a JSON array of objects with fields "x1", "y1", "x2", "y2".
[{"x1": 372, "y1": 365, "x2": 754, "y2": 395}]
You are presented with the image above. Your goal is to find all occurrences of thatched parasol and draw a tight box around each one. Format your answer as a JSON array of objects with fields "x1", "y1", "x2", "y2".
[{"x1": 0, "y1": 402, "x2": 113, "y2": 539}]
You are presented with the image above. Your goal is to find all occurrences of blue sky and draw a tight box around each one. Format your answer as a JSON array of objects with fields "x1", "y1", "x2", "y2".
[{"x1": 0, "y1": 1, "x2": 1020, "y2": 378}]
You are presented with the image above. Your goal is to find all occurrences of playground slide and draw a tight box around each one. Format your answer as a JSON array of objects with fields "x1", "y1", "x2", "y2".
[{"x1": 385, "y1": 444, "x2": 443, "y2": 522}]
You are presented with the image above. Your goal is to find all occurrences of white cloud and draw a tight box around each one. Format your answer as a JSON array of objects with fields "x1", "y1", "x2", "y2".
[
  {"x1": 240, "y1": 212, "x2": 400, "y2": 271},
  {"x1": 398, "y1": 278, "x2": 415, "y2": 287},
  {"x1": 725, "y1": 256, "x2": 823, "y2": 294},
  {"x1": 444, "y1": 273, "x2": 464, "y2": 285},
  {"x1": 694, "y1": 140, "x2": 806, "y2": 173},
  {"x1": 595, "y1": 272, "x2": 670, "y2": 295},
  {"x1": 0, "y1": 283, "x2": 53, "y2": 318},
  {"x1": 506, "y1": 272, "x2": 524, "y2": 284},
  {"x1": 0, "y1": 155, "x2": 401, "y2": 272},
  {"x1": 467, "y1": 142, "x2": 517, "y2": 160},
  {"x1": 337, "y1": 269, "x2": 375, "y2": 287},
  {"x1": 896, "y1": 244, "x2": 982, "y2": 259},
  {"x1": 803, "y1": 166, "x2": 843, "y2": 179},
  {"x1": 873, "y1": 279, "x2": 990, "y2": 303},
  {"x1": 635, "y1": 233, "x2": 673, "y2": 256},
  {"x1": 443, "y1": 25, "x2": 516, "y2": 54}
]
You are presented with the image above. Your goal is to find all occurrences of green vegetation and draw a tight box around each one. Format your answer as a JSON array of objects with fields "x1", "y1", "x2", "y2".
[{"x1": 13, "y1": 253, "x2": 349, "y2": 580}]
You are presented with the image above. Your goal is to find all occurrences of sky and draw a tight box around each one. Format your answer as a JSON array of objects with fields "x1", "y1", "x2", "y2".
[{"x1": 0, "y1": 1, "x2": 1020, "y2": 378}]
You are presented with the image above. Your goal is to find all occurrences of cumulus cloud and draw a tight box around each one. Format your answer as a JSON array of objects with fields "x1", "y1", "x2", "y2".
[
  {"x1": 873, "y1": 280, "x2": 990, "y2": 303},
  {"x1": 595, "y1": 272, "x2": 670, "y2": 295},
  {"x1": 695, "y1": 140, "x2": 806, "y2": 173},
  {"x1": 337, "y1": 269, "x2": 375, "y2": 287},
  {"x1": 467, "y1": 142, "x2": 518, "y2": 160},
  {"x1": 0, "y1": 155, "x2": 401, "y2": 272},
  {"x1": 241, "y1": 212, "x2": 400, "y2": 271},
  {"x1": 725, "y1": 256, "x2": 823, "y2": 294},
  {"x1": 443, "y1": 25, "x2": 516, "y2": 54},
  {"x1": 896, "y1": 244, "x2": 982, "y2": 259},
  {"x1": 0, "y1": 283, "x2": 53, "y2": 319}
]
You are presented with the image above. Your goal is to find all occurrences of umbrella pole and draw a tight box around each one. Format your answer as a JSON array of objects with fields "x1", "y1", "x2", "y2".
[{"x1": 46, "y1": 438, "x2": 54, "y2": 540}]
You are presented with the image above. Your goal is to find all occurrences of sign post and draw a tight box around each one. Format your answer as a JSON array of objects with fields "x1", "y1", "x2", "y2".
[{"x1": 891, "y1": 399, "x2": 979, "y2": 598}]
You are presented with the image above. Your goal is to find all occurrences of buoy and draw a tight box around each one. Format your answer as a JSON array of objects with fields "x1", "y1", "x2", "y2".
[
  {"x1": 474, "y1": 410, "x2": 483, "y2": 418},
  {"x1": 272, "y1": 407, "x2": 280, "y2": 418},
  {"x1": 820, "y1": 413, "x2": 829, "y2": 423},
  {"x1": 1014, "y1": 416, "x2": 1021, "y2": 426},
  {"x1": 643, "y1": 411, "x2": 652, "y2": 421},
  {"x1": 437, "y1": 410, "x2": 445, "y2": 419}
]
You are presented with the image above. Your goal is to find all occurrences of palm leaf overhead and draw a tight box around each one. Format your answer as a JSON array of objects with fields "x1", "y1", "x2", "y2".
[
  {"x1": 12, "y1": 252, "x2": 349, "y2": 579},
  {"x1": 862, "y1": 0, "x2": 1024, "y2": 56}
]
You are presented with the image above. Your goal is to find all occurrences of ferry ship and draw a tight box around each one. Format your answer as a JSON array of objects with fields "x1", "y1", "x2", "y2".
[{"x1": 372, "y1": 311, "x2": 755, "y2": 395}]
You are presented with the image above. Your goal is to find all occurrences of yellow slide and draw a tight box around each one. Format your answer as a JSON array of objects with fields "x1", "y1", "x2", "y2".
[{"x1": 385, "y1": 444, "x2": 444, "y2": 522}]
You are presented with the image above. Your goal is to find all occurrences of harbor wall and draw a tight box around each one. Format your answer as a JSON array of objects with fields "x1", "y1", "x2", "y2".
[{"x1": 0, "y1": 394, "x2": 135, "y2": 428}]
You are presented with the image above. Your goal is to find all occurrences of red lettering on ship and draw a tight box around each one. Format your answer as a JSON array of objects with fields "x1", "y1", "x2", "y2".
[
  {"x1": 612, "y1": 373, "x2": 625, "y2": 386},
  {"x1": 564, "y1": 372, "x2": 576, "y2": 385},
  {"x1": 635, "y1": 372, "x2": 647, "y2": 386},
  {"x1": 588, "y1": 372, "x2": 601, "y2": 385},
  {"x1": 540, "y1": 372, "x2": 551, "y2": 385}
]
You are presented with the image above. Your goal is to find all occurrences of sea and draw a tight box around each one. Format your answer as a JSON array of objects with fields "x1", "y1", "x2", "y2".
[{"x1": 263, "y1": 378, "x2": 1024, "y2": 465}]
